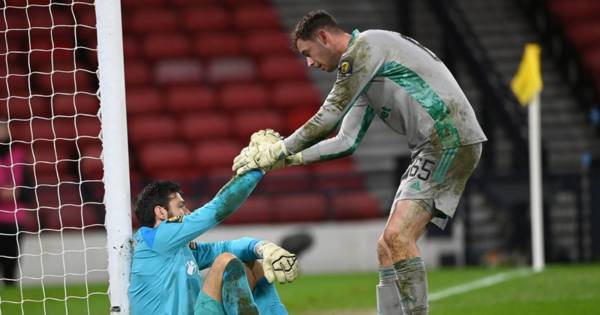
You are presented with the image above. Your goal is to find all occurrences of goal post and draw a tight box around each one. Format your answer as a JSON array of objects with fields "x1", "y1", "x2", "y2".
[
  {"x1": 95, "y1": 0, "x2": 132, "y2": 314},
  {"x1": 1, "y1": 0, "x2": 131, "y2": 314}
]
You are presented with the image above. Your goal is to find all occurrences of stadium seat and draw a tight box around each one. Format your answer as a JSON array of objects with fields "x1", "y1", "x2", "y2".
[
  {"x1": 331, "y1": 191, "x2": 383, "y2": 220},
  {"x1": 181, "y1": 6, "x2": 230, "y2": 32},
  {"x1": 245, "y1": 31, "x2": 291, "y2": 57},
  {"x1": 41, "y1": 204, "x2": 102, "y2": 230},
  {"x1": 128, "y1": 115, "x2": 179, "y2": 145},
  {"x1": 285, "y1": 108, "x2": 317, "y2": 133},
  {"x1": 154, "y1": 59, "x2": 204, "y2": 86},
  {"x1": 143, "y1": 34, "x2": 190, "y2": 60},
  {"x1": 80, "y1": 144, "x2": 103, "y2": 181},
  {"x1": 129, "y1": 9, "x2": 178, "y2": 34},
  {"x1": 313, "y1": 159, "x2": 366, "y2": 191},
  {"x1": 53, "y1": 93, "x2": 99, "y2": 116},
  {"x1": 1, "y1": 63, "x2": 29, "y2": 98},
  {"x1": 272, "y1": 82, "x2": 321, "y2": 109},
  {"x1": 2, "y1": 96, "x2": 49, "y2": 119},
  {"x1": 232, "y1": 111, "x2": 283, "y2": 140},
  {"x1": 272, "y1": 193, "x2": 328, "y2": 222},
  {"x1": 193, "y1": 33, "x2": 244, "y2": 58},
  {"x1": 233, "y1": 6, "x2": 281, "y2": 31},
  {"x1": 193, "y1": 140, "x2": 242, "y2": 171},
  {"x1": 9, "y1": 118, "x2": 54, "y2": 142},
  {"x1": 125, "y1": 61, "x2": 151, "y2": 87},
  {"x1": 259, "y1": 167, "x2": 312, "y2": 194},
  {"x1": 259, "y1": 55, "x2": 307, "y2": 81},
  {"x1": 166, "y1": 86, "x2": 215, "y2": 112},
  {"x1": 139, "y1": 141, "x2": 192, "y2": 173},
  {"x1": 206, "y1": 57, "x2": 256, "y2": 83},
  {"x1": 223, "y1": 196, "x2": 272, "y2": 225},
  {"x1": 220, "y1": 83, "x2": 269, "y2": 110},
  {"x1": 123, "y1": 36, "x2": 140, "y2": 60},
  {"x1": 180, "y1": 113, "x2": 230, "y2": 141},
  {"x1": 126, "y1": 88, "x2": 163, "y2": 115},
  {"x1": 53, "y1": 115, "x2": 101, "y2": 140}
]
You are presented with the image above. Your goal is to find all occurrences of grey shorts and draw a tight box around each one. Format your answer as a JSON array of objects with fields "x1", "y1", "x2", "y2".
[{"x1": 394, "y1": 143, "x2": 482, "y2": 229}]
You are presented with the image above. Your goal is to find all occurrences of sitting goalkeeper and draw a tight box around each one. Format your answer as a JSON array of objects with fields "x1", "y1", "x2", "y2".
[{"x1": 128, "y1": 147, "x2": 298, "y2": 315}]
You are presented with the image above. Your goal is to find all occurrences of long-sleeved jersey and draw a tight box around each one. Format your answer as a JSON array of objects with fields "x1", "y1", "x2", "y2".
[
  {"x1": 284, "y1": 29, "x2": 487, "y2": 163},
  {"x1": 128, "y1": 170, "x2": 263, "y2": 315}
]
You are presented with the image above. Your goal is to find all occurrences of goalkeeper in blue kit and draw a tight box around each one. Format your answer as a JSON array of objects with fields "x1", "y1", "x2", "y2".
[{"x1": 128, "y1": 169, "x2": 298, "y2": 315}]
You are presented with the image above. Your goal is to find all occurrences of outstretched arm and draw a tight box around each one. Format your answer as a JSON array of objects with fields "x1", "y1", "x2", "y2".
[
  {"x1": 299, "y1": 96, "x2": 375, "y2": 164},
  {"x1": 152, "y1": 170, "x2": 263, "y2": 253}
]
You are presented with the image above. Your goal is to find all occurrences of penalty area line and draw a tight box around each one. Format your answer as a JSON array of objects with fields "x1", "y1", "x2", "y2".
[{"x1": 429, "y1": 269, "x2": 533, "y2": 302}]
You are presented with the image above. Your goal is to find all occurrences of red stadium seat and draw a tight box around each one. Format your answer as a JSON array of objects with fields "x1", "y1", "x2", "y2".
[
  {"x1": 259, "y1": 167, "x2": 312, "y2": 193},
  {"x1": 193, "y1": 140, "x2": 242, "y2": 170},
  {"x1": 123, "y1": 36, "x2": 140, "y2": 60},
  {"x1": 41, "y1": 204, "x2": 102, "y2": 230},
  {"x1": 285, "y1": 108, "x2": 316, "y2": 133},
  {"x1": 139, "y1": 141, "x2": 192, "y2": 172},
  {"x1": 154, "y1": 59, "x2": 204, "y2": 86},
  {"x1": 128, "y1": 115, "x2": 178, "y2": 145},
  {"x1": 313, "y1": 159, "x2": 365, "y2": 191},
  {"x1": 53, "y1": 93, "x2": 99, "y2": 116},
  {"x1": 272, "y1": 193, "x2": 328, "y2": 222},
  {"x1": 126, "y1": 88, "x2": 163, "y2": 115},
  {"x1": 2, "y1": 96, "x2": 49, "y2": 119},
  {"x1": 143, "y1": 34, "x2": 190, "y2": 60},
  {"x1": 125, "y1": 61, "x2": 151, "y2": 87},
  {"x1": 331, "y1": 191, "x2": 383, "y2": 220},
  {"x1": 193, "y1": 33, "x2": 244, "y2": 58},
  {"x1": 181, "y1": 6, "x2": 230, "y2": 32},
  {"x1": 180, "y1": 113, "x2": 230, "y2": 141},
  {"x1": 245, "y1": 31, "x2": 292, "y2": 57},
  {"x1": 9, "y1": 118, "x2": 54, "y2": 142},
  {"x1": 233, "y1": 6, "x2": 281, "y2": 31},
  {"x1": 223, "y1": 196, "x2": 272, "y2": 224},
  {"x1": 206, "y1": 57, "x2": 256, "y2": 84},
  {"x1": 272, "y1": 82, "x2": 321, "y2": 109},
  {"x1": 129, "y1": 9, "x2": 178, "y2": 34},
  {"x1": 1, "y1": 63, "x2": 29, "y2": 98},
  {"x1": 259, "y1": 55, "x2": 307, "y2": 81},
  {"x1": 166, "y1": 86, "x2": 215, "y2": 112},
  {"x1": 53, "y1": 115, "x2": 101, "y2": 140},
  {"x1": 232, "y1": 111, "x2": 283, "y2": 140},
  {"x1": 80, "y1": 144, "x2": 103, "y2": 181},
  {"x1": 220, "y1": 83, "x2": 269, "y2": 110}
]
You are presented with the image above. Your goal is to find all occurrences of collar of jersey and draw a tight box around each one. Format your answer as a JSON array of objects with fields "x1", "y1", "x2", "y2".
[{"x1": 348, "y1": 29, "x2": 360, "y2": 48}]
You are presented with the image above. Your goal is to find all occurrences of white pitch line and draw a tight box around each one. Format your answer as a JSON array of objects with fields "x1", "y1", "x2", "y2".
[{"x1": 429, "y1": 269, "x2": 533, "y2": 302}]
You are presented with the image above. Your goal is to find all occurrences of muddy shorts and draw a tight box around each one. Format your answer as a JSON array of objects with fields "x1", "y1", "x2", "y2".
[{"x1": 394, "y1": 143, "x2": 482, "y2": 229}]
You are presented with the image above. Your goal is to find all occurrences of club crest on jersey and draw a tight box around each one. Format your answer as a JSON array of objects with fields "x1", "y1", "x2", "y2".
[{"x1": 338, "y1": 59, "x2": 353, "y2": 76}]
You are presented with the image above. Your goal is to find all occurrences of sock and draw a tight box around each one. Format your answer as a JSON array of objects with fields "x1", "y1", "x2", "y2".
[
  {"x1": 253, "y1": 277, "x2": 288, "y2": 315},
  {"x1": 377, "y1": 266, "x2": 404, "y2": 315},
  {"x1": 221, "y1": 258, "x2": 259, "y2": 315},
  {"x1": 394, "y1": 257, "x2": 428, "y2": 315}
]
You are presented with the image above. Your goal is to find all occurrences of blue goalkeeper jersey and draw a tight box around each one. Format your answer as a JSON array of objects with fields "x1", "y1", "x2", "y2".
[{"x1": 128, "y1": 171, "x2": 263, "y2": 315}]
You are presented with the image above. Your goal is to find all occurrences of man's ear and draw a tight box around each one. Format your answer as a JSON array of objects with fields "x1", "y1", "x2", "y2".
[
  {"x1": 315, "y1": 29, "x2": 329, "y2": 46},
  {"x1": 154, "y1": 205, "x2": 165, "y2": 221}
]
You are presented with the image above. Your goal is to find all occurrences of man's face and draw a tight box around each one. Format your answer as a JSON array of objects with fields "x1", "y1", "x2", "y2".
[
  {"x1": 296, "y1": 33, "x2": 340, "y2": 72},
  {"x1": 164, "y1": 192, "x2": 191, "y2": 218}
]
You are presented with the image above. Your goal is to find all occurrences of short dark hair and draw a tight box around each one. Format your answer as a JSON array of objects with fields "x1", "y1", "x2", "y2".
[
  {"x1": 291, "y1": 10, "x2": 343, "y2": 52},
  {"x1": 134, "y1": 181, "x2": 181, "y2": 227}
]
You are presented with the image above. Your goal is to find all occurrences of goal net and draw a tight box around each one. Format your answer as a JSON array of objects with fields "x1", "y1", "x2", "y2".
[{"x1": 1, "y1": 0, "x2": 131, "y2": 314}]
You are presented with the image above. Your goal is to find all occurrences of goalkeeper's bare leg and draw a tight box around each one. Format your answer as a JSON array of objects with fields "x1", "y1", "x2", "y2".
[
  {"x1": 200, "y1": 253, "x2": 259, "y2": 315},
  {"x1": 378, "y1": 200, "x2": 433, "y2": 315}
]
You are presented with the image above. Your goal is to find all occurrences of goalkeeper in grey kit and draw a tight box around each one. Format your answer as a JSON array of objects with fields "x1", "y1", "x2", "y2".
[{"x1": 234, "y1": 10, "x2": 486, "y2": 315}]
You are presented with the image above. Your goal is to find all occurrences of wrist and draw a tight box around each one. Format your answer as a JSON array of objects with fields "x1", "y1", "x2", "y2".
[{"x1": 254, "y1": 240, "x2": 270, "y2": 258}]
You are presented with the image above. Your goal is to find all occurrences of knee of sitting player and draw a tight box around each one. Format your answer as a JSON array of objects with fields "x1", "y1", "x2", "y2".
[
  {"x1": 212, "y1": 253, "x2": 238, "y2": 274},
  {"x1": 376, "y1": 236, "x2": 392, "y2": 265}
]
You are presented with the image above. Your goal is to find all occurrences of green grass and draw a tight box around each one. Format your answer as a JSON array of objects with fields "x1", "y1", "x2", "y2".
[{"x1": 1, "y1": 264, "x2": 599, "y2": 314}]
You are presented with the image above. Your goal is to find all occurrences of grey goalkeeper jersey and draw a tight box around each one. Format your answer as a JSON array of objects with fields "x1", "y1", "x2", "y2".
[{"x1": 284, "y1": 29, "x2": 487, "y2": 163}]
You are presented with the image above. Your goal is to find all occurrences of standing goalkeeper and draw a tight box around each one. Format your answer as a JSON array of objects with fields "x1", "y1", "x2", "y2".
[
  {"x1": 234, "y1": 10, "x2": 486, "y2": 315},
  {"x1": 128, "y1": 170, "x2": 298, "y2": 315}
]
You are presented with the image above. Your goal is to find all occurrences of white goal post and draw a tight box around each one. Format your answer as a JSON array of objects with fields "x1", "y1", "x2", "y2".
[{"x1": 1, "y1": 0, "x2": 131, "y2": 314}]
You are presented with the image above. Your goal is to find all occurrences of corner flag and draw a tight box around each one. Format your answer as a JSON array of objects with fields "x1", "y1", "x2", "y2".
[{"x1": 511, "y1": 44, "x2": 543, "y2": 106}]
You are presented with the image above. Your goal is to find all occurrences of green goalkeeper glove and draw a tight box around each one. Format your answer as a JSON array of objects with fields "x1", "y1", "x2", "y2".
[
  {"x1": 232, "y1": 129, "x2": 303, "y2": 175},
  {"x1": 255, "y1": 241, "x2": 299, "y2": 284}
]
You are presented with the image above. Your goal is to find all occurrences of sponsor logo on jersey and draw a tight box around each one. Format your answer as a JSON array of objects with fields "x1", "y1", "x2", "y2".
[
  {"x1": 186, "y1": 260, "x2": 197, "y2": 276},
  {"x1": 338, "y1": 59, "x2": 353, "y2": 76}
]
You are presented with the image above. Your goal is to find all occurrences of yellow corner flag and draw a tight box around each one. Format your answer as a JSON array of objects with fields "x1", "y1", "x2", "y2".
[{"x1": 511, "y1": 43, "x2": 543, "y2": 106}]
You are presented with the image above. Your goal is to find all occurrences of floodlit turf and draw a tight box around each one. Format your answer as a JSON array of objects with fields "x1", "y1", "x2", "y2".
[{"x1": 0, "y1": 264, "x2": 598, "y2": 314}]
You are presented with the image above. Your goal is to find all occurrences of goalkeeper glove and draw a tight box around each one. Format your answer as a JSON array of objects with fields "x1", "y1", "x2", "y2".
[
  {"x1": 232, "y1": 129, "x2": 303, "y2": 175},
  {"x1": 255, "y1": 241, "x2": 299, "y2": 284}
]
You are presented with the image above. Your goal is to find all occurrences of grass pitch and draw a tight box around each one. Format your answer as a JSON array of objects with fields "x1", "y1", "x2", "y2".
[{"x1": 0, "y1": 264, "x2": 598, "y2": 314}]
